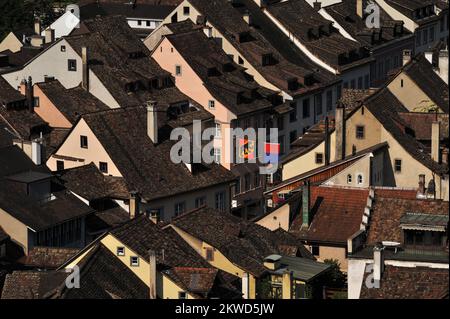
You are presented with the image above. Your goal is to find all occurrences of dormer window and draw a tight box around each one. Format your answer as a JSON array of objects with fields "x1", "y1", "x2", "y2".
[{"x1": 261, "y1": 53, "x2": 274, "y2": 66}]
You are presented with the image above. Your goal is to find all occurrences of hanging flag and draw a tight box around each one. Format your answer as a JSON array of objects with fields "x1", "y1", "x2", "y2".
[
  {"x1": 239, "y1": 138, "x2": 256, "y2": 160},
  {"x1": 264, "y1": 142, "x2": 280, "y2": 164}
]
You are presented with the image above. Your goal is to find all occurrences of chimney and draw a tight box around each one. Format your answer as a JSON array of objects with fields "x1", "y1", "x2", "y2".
[
  {"x1": 431, "y1": 121, "x2": 440, "y2": 163},
  {"x1": 34, "y1": 18, "x2": 41, "y2": 35},
  {"x1": 373, "y1": 244, "x2": 384, "y2": 284},
  {"x1": 45, "y1": 28, "x2": 55, "y2": 44},
  {"x1": 25, "y1": 76, "x2": 34, "y2": 112},
  {"x1": 82, "y1": 47, "x2": 89, "y2": 91},
  {"x1": 242, "y1": 272, "x2": 250, "y2": 299},
  {"x1": 243, "y1": 10, "x2": 252, "y2": 25},
  {"x1": 335, "y1": 104, "x2": 346, "y2": 161},
  {"x1": 313, "y1": 1, "x2": 322, "y2": 11},
  {"x1": 356, "y1": 0, "x2": 364, "y2": 18},
  {"x1": 302, "y1": 181, "x2": 311, "y2": 228},
  {"x1": 402, "y1": 49, "x2": 412, "y2": 66},
  {"x1": 148, "y1": 250, "x2": 157, "y2": 299},
  {"x1": 282, "y1": 271, "x2": 293, "y2": 299},
  {"x1": 149, "y1": 210, "x2": 159, "y2": 224},
  {"x1": 129, "y1": 191, "x2": 140, "y2": 219},
  {"x1": 31, "y1": 137, "x2": 42, "y2": 165},
  {"x1": 324, "y1": 116, "x2": 330, "y2": 165},
  {"x1": 418, "y1": 174, "x2": 426, "y2": 196},
  {"x1": 147, "y1": 101, "x2": 158, "y2": 144}
]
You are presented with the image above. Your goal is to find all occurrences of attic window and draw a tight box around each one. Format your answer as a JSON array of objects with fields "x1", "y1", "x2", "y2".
[
  {"x1": 117, "y1": 247, "x2": 125, "y2": 256},
  {"x1": 178, "y1": 291, "x2": 187, "y2": 299},
  {"x1": 205, "y1": 247, "x2": 214, "y2": 261},
  {"x1": 130, "y1": 256, "x2": 139, "y2": 267}
]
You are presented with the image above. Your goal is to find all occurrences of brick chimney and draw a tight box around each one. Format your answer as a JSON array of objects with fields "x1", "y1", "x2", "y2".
[
  {"x1": 25, "y1": 76, "x2": 34, "y2": 112},
  {"x1": 402, "y1": 49, "x2": 412, "y2": 66},
  {"x1": 45, "y1": 28, "x2": 55, "y2": 44},
  {"x1": 335, "y1": 104, "x2": 346, "y2": 161},
  {"x1": 431, "y1": 121, "x2": 440, "y2": 163},
  {"x1": 34, "y1": 18, "x2": 41, "y2": 35},
  {"x1": 147, "y1": 101, "x2": 158, "y2": 144},
  {"x1": 148, "y1": 249, "x2": 157, "y2": 299},
  {"x1": 302, "y1": 181, "x2": 311, "y2": 228},
  {"x1": 129, "y1": 191, "x2": 140, "y2": 219},
  {"x1": 418, "y1": 174, "x2": 426, "y2": 196},
  {"x1": 82, "y1": 47, "x2": 89, "y2": 91},
  {"x1": 373, "y1": 244, "x2": 384, "y2": 284}
]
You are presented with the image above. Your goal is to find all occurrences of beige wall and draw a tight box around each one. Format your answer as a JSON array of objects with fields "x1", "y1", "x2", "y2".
[
  {"x1": 255, "y1": 203, "x2": 290, "y2": 231},
  {"x1": 0, "y1": 32, "x2": 23, "y2": 53},
  {"x1": 324, "y1": 155, "x2": 372, "y2": 188},
  {"x1": 308, "y1": 244, "x2": 348, "y2": 272},
  {"x1": 46, "y1": 118, "x2": 121, "y2": 175},
  {"x1": 0, "y1": 208, "x2": 30, "y2": 254},
  {"x1": 387, "y1": 71, "x2": 444, "y2": 112}
]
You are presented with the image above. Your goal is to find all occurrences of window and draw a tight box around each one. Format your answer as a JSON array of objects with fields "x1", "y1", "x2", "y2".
[
  {"x1": 315, "y1": 93, "x2": 322, "y2": 115},
  {"x1": 430, "y1": 26, "x2": 435, "y2": 42},
  {"x1": 130, "y1": 256, "x2": 139, "y2": 267},
  {"x1": 99, "y1": 162, "x2": 108, "y2": 174},
  {"x1": 289, "y1": 130, "x2": 297, "y2": 144},
  {"x1": 214, "y1": 147, "x2": 221, "y2": 164},
  {"x1": 356, "y1": 125, "x2": 365, "y2": 139},
  {"x1": 215, "y1": 122, "x2": 221, "y2": 138},
  {"x1": 205, "y1": 247, "x2": 214, "y2": 261},
  {"x1": 357, "y1": 174, "x2": 363, "y2": 184},
  {"x1": 146, "y1": 21, "x2": 151, "y2": 27},
  {"x1": 364, "y1": 74, "x2": 370, "y2": 89},
  {"x1": 347, "y1": 174, "x2": 352, "y2": 184},
  {"x1": 80, "y1": 135, "x2": 88, "y2": 148},
  {"x1": 277, "y1": 116, "x2": 284, "y2": 131},
  {"x1": 208, "y1": 100, "x2": 215, "y2": 109},
  {"x1": 244, "y1": 173, "x2": 251, "y2": 191},
  {"x1": 195, "y1": 196, "x2": 206, "y2": 208},
  {"x1": 117, "y1": 247, "x2": 125, "y2": 256},
  {"x1": 178, "y1": 292, "x2": 187, "y2": 299},
  {"x1": 234, "y1": 179, "x2": 241, "y2": 195},
  {"x1": 350, "y1": 79, "x2": 356, "y2": 89},
  {"x1": 423, "y1": 29, "x2": 428, "y2": 45},
  {"x1": 357, "y1": 77, "x2": 363, "y2": 89},
  {"x1": 61, "y1": 45, "x2": 66, "y2": 52},
  {"x1": 175, "y1": 65, "x2": 182, "y2": 76},
  {"x1": 336, "y1": 84, "x2": 342, "y2": 100},
  {"x1": 302, "y1": 98, "x2": 310, "y2": 118},
  {"x1": 289, "y1": 102, "x2": 297, "y2": 122},
  {"x1": 343, "y1": 82, "x2": 349, "y2": 89},
  {"x1": 315, "y1": 153, "x2": 324, "y2": 164},
  {"x1": 215, "y1": 192, "x2": 226, "y2": 212},
  {"x1": 56, "y1": 160, "x2": 64, "y2": 171},
  {"x1": 183, "y1": 6, "x2": 190, "y2": 15},
  {"x1": 34, "y1": 97, "x2": 40, "y2": 107},
  {"x1": 326, "y1": 90, "x2": 333, "y2": 111},
  {"x1": 254, "y1": 173, "x2": 260, "y2": 188},
  {"x1": 174, "y1": 202, "x2": 186, "y2": 216},
  {"x1": 278, "y1": 135, "x2": 285, "y2": 155},
  {"x1": 400, "y1": 79, "x2": 404, "y2": 87},
  {"x1": 311, "y1": 245, "x2": 320, "y2": 256},
  {"x1": 394, "y1": 159, "x2": 402, "y2": 173},
  {"x1": 68, "y1": 59, "x2": 77, "y2": 71}
]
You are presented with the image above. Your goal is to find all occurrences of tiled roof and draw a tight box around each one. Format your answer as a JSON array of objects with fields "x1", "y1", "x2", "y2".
[
  {"x1": 58, "y1": 163, "x2": 130, "y2": 201},
  {"x1": 111, "y1": 215, "x2": 211, "y2": 269},
  {"x1": 61, "y1": 243, "x2": 149, "y2": 299},
  {"x1": 170, "y1": 206, "x2": 314, "y2": 277},
  {"x1": 325, "y1": 0, "x2": 412, "y2": 48},
  {"x1": 80, "y1": 2, "x2": 175, "y2": 20},
  {"x1": 36, "y1": 80, "x2": 110, "y2": 124},
  {"x1": 22, "y1": 247, "x2": 80, "y2": 269},
  {"x1": 360, "y1": 265, "x2": 449, "y2": 299},
  {"x1": 366, "y1": 190, "x2": 449, "y2": 245},
  {"x1": 86, "y1": 206, "x2": 130, "y2": 234},
  {"x1": 264, "y1": 0, "x2": 372, "y2": 70},
  {"x1": 42, "y1": 128, "x2": 71, "y2": 160},
  {"x1": 66, "y1": 15, "x2": 191, "y2": 108},
  {"x1": 402, "y1": 54, "x2": 449, "y2": 113},
  {"x1": 166, "y1": 26, "x2": 275, "y2": 116},
  {"x1": 290, "y1": 186, "x2": 369, "y2": 244},
  {"x1": 0, "y1": 180, "x2": 94, "y2": 231},
  {"x1": 0, "y1": 76, "x2": 25, "y2": 106},
  {"x1": 0, "y1": 145, "x2": 49, "y2": 178},
  {"x1": 397, "y1": 112, "x2": 449, "y2": 141},
  {"x1": 364, "y1": 87, "x2": 448, "y2": 175},
  {"x1": 77, "y1": 107, "x2": 234, "y2": 202},
  {"x1": 187, "y1": 0, "x2": 338, "y2": 96},
  {"x1": 1, "y1": 271, "x2": 67, "y2": 299}
]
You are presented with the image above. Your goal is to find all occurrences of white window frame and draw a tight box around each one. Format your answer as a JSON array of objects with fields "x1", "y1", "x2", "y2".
[
  {"x1": 117, "y1": 247, "x2": 125, "y2": 256},
  {"x1": 130, "y1": 256, "x2": 139, "y2": 267}
]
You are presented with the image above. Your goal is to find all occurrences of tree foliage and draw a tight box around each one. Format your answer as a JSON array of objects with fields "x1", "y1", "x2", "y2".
[{"x1": 0, "y1": 0, "x2": 74, "y2": 40}]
